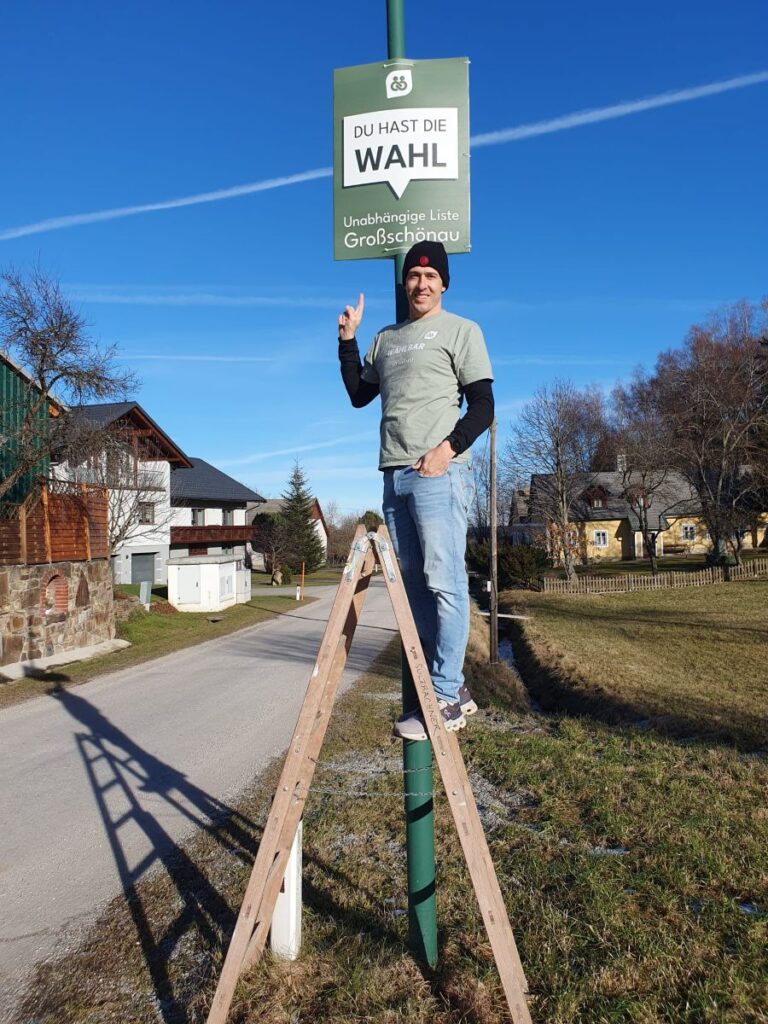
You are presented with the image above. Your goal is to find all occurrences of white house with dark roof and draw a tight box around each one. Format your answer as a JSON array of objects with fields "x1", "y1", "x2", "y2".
[
  {"x1": 167, "y1": 459, "x2": 264, "y2": 610},
  {"x1": 58, "y1": 404, "x2": 266, "y2": 589},
  {"x1": 58, "y1": 401, "x2": 193, "y2": 586},
  {"x1": 170, "y1": 458, "x2": 264, "y2": 562}
]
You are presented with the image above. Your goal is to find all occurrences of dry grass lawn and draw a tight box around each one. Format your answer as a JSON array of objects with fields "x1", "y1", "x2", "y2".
[
  {"x1": 502, "y1": 581, "x2": 768, "y2": 750},
  {"x1": 12, "y1": 598, "x2": 768, "y2": 1024}
]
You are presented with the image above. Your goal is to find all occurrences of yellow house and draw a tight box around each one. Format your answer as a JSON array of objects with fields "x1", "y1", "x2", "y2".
[{"x1": 525, "y1": 472, "x2": 768, "y2": 564}]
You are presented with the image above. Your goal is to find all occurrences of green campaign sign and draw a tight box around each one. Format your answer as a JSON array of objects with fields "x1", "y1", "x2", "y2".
[{"x1": 333, "y1": 57, "x2": 470, "y2": 261}]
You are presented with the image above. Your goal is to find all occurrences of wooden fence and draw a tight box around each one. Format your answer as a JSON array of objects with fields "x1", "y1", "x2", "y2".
[
  {"x1": 0, "y1": 479, "x2": 109, "y2": 565},
  {"x1": 541, "y1": 556, "x2": 768, "y2": 594}
]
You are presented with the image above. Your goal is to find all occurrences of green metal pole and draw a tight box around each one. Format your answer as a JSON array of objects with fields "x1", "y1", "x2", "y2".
[{"x1": 386, "y1": 0, "x2": 438, "y2": 969}]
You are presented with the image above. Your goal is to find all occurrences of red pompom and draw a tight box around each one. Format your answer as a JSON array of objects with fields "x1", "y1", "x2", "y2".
[{"x1": 419, "y1": 255, "x2": 429, "y2": 266}]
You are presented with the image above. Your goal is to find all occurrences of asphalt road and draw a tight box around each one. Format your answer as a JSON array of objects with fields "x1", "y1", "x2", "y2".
[{"x1": 0, "y1": 580, "x2": 397, "y2": 1020}]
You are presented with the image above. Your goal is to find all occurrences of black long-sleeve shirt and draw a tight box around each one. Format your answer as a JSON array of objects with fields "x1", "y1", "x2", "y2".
[{"x1": 338, "y1": 337, "x2": 494, "y2": 457}]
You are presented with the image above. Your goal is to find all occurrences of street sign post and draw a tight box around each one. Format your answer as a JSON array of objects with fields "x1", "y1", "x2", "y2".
[
  {"x1": 333, "y1": 57, "x2": 470, "y2": 262},
  {"x1": 332, "y1": 13, "x2": 472, "y2": 975}
]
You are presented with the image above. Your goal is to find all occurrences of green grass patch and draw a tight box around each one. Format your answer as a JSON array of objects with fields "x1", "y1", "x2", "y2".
[
  {"x1": 114, "y1": 582, "x2": 169, "y2": 602},
  {"x1": 0, "y1": 593, "x2": 316, "y2": 709},
  {"x1": 502, "y1": 581, "x2": 768, "y2": 750},
  {"x1": 13, "y1": 600, "x2": 768, "y2": 1022},
  {"x1": 252, "y1": 565, "x2": 345, "y2": 588}
]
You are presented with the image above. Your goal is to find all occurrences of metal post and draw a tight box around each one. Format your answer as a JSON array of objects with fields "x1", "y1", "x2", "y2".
[
  {"x1": 489, "y1": 419, "x2": 499, "y2": 663},
  {"x1": 386, "y1": 0, "x2": 438, "y2": 969}
]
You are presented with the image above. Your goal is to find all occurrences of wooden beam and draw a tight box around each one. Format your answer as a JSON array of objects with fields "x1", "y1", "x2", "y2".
[
  {"x1": 206, "y1": 528, "x2": 374, "y2": 1024},
  {"x1": 41, "y1": 485, "x2": 52, "y2": 563},
  {"x1": 374, "y1": 526, "x2": 531, "y2": 1021},
  {"x1": 80, "y1": 484, "x2": 91, "y2": 560},
  {"x1": 19, "y1": 504, "x2": 27, "y2": 565}
]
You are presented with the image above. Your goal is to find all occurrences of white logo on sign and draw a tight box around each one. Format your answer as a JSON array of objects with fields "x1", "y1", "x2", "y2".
[
  {"x1": 386, "y1": 69, "x2": 412, "y2": 99},
  {"x1": 342, "y1": 107, "x2": 458, "y2": 199},
  {"x1": 423, "y1": 330, "x2": 438, "y2": 340}
]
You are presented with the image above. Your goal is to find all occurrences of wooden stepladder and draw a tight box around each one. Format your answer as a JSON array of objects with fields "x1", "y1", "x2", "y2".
[{"x1": 206, "y1": 525, "x2": 532, "y2": 1024}]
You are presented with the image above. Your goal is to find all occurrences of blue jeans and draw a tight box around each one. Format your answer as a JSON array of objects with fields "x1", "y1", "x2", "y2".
[{"x1": 382, "y1": 463, "x2": 474, "y2": 704}]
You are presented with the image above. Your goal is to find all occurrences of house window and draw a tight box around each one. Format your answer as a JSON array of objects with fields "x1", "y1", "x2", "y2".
[
  {"x1": 138, "y1": 502, "x2": 155, "y2": 525},
  {"x1": 592, "y1": 497, "x2": 605, "y2": 509},
  {"x1": 192, "y1": 508, "x2": 205, "y2": 526},
  {"x1": 593, "y1": 530, "x2": 608, "y2": 548},
  {"x1": 682, "y1": 524, "x2": 696, "y2": 542},
  {"x1": 222, "y1": 509, "x2": 234, "y2": 526}
]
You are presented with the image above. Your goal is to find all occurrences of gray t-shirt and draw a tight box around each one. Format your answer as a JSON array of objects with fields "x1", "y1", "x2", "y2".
[{"x1": 361, "y1": 310, "x2": 493, "y2": 469}]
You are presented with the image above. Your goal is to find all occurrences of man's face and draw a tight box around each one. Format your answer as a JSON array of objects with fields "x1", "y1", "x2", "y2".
[{"x1": 405, "y1": 266, "x2": 445, "y2": 319}]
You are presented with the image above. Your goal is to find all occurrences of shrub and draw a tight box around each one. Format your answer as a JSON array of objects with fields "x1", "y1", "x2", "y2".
[{"x1": 466, "y1": 540, "x2": 550, "y2": 589}]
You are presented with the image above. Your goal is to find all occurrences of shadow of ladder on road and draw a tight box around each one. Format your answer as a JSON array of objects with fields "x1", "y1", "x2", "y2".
[{"x1": 51, "y1": 686, "x2": 256, "y2": 1024}]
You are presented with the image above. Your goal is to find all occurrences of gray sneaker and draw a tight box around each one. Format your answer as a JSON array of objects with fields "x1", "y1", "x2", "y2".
[
  {"x1": 393, "y1": 701, "x2": 466, "y2": 741},
  {"x1": 458, "y1": 684, "x2": 478, "y2": 716}
]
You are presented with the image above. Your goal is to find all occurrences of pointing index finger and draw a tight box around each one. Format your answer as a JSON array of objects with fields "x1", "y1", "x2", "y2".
[{"x1": 357, "y1": 292, "x2": 365, "y2": 316}]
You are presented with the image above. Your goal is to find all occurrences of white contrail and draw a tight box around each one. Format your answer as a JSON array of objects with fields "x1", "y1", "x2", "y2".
[
  {"x1": 1, "y1": 71, "x2": 766, "y2": 242},
  {"x1": 129, "y1": 353, "x2": 274, "y2": 362},
  {"x1": 470, "y1": 70, "x2": 768, "y2": 147},
  {"x1": 69, "y1": 289, "x2": 341, "y2": 308},
  {"x1": 0, "y1": 167, "x2": 332, "y2": 241},
  {"x1": 217, "y1": 432, "x2": 375, "y2": 466}
]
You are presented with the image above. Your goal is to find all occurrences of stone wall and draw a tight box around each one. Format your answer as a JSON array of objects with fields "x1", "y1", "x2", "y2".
[{"x1": 0, "y1": 560, "x2": 115, "y2": 668}]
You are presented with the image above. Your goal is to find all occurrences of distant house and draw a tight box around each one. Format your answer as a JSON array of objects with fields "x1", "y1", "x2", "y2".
[
  {"x1": 246, "y1": 497, "x2": 328, "y2": 570},
  {"x1": 63, "y1": 402, "x2": 193, "y2": 586},
  {"x1": 166, "y1": 459, "x2": 265, "y2": 611},
  {"x1": 170, "y1": 458, "x2": 264, "y2": 561},
  {"x1": 524, "y1": 470, "x2": 768, "y2": 563}
]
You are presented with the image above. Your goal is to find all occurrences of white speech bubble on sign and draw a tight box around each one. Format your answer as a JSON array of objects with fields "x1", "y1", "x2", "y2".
[{"x1": 342, "y1": 107, "x2": 458, "y2": 200}]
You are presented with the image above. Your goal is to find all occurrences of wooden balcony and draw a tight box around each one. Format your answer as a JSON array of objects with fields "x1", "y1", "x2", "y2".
[
  {"x1": 0, "y1": 480, "x2": 108, "y2": 566},
  {"x1": 170, "y1": 525, "x2": 252, "y2": 546}
]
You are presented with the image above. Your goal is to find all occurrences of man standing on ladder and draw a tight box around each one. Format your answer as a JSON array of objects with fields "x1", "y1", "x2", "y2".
[{"x1": 338, "y1": 240, "x2": 495, "y2": 739}]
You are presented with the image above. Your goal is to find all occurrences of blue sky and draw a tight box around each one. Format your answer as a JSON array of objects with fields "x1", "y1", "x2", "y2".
[{"x1": 2, "y1": 1, "x2": 766, "y2": 515}]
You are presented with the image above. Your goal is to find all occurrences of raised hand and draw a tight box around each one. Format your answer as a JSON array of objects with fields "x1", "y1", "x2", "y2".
[{"x1": 338, "y1": 292, "x2": 364, "y2": 341}]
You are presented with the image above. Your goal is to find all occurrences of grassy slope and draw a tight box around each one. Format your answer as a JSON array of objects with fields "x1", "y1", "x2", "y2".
[
  {"x1": 13, "y1": 599, "x2": 768, "y2": 1024},
  {"x1": 503, "y1": 581, "x2": 768, "y2": 750}
]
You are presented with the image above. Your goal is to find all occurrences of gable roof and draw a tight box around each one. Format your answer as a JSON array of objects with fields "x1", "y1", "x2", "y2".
[
  {"x1": 171, "y1": 458, "x2": 265, "y2": 504},
  {"x1": 528, "y1": 471, "x2": 701, "y2": 532},
  {"x1": 72, "y1": 402, "x2": 192, "y2": 468},
  {"x1": 247, "y1": 497, "x2": 325, "y2": 528}
]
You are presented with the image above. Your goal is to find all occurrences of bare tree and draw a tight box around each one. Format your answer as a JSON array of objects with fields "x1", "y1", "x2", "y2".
[
  {"x1": 0, "y1": 265, "x2": 135, "y2": 502},
  {"x1": 63, "y1": 421, "x2": 172, "y2": 554},
  {"x1": 612, "y1": 375, "x2": 683, "y2": 574},
  {"x1": 505, "y1": 380, "x2": 606, "y2": 580},
  {"x1": 650, "y1": 299, "x2": 768, "y2": 562},
  {"x1": 251, "y1": 513, "x2": 292, "y2": 575},
  {"x1": 325, "y1": 510, "x2": 361, "y2": 563}
]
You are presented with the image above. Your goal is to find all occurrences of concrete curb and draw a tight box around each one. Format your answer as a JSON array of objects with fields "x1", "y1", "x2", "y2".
[{"x1": 0, "y1": 639, "x2": 131, "y2": 680}]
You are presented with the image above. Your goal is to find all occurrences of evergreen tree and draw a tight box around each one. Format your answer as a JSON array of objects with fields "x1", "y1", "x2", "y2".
[{"x1": 280, "y1": 461, "x2": 325, "y2": 572}]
